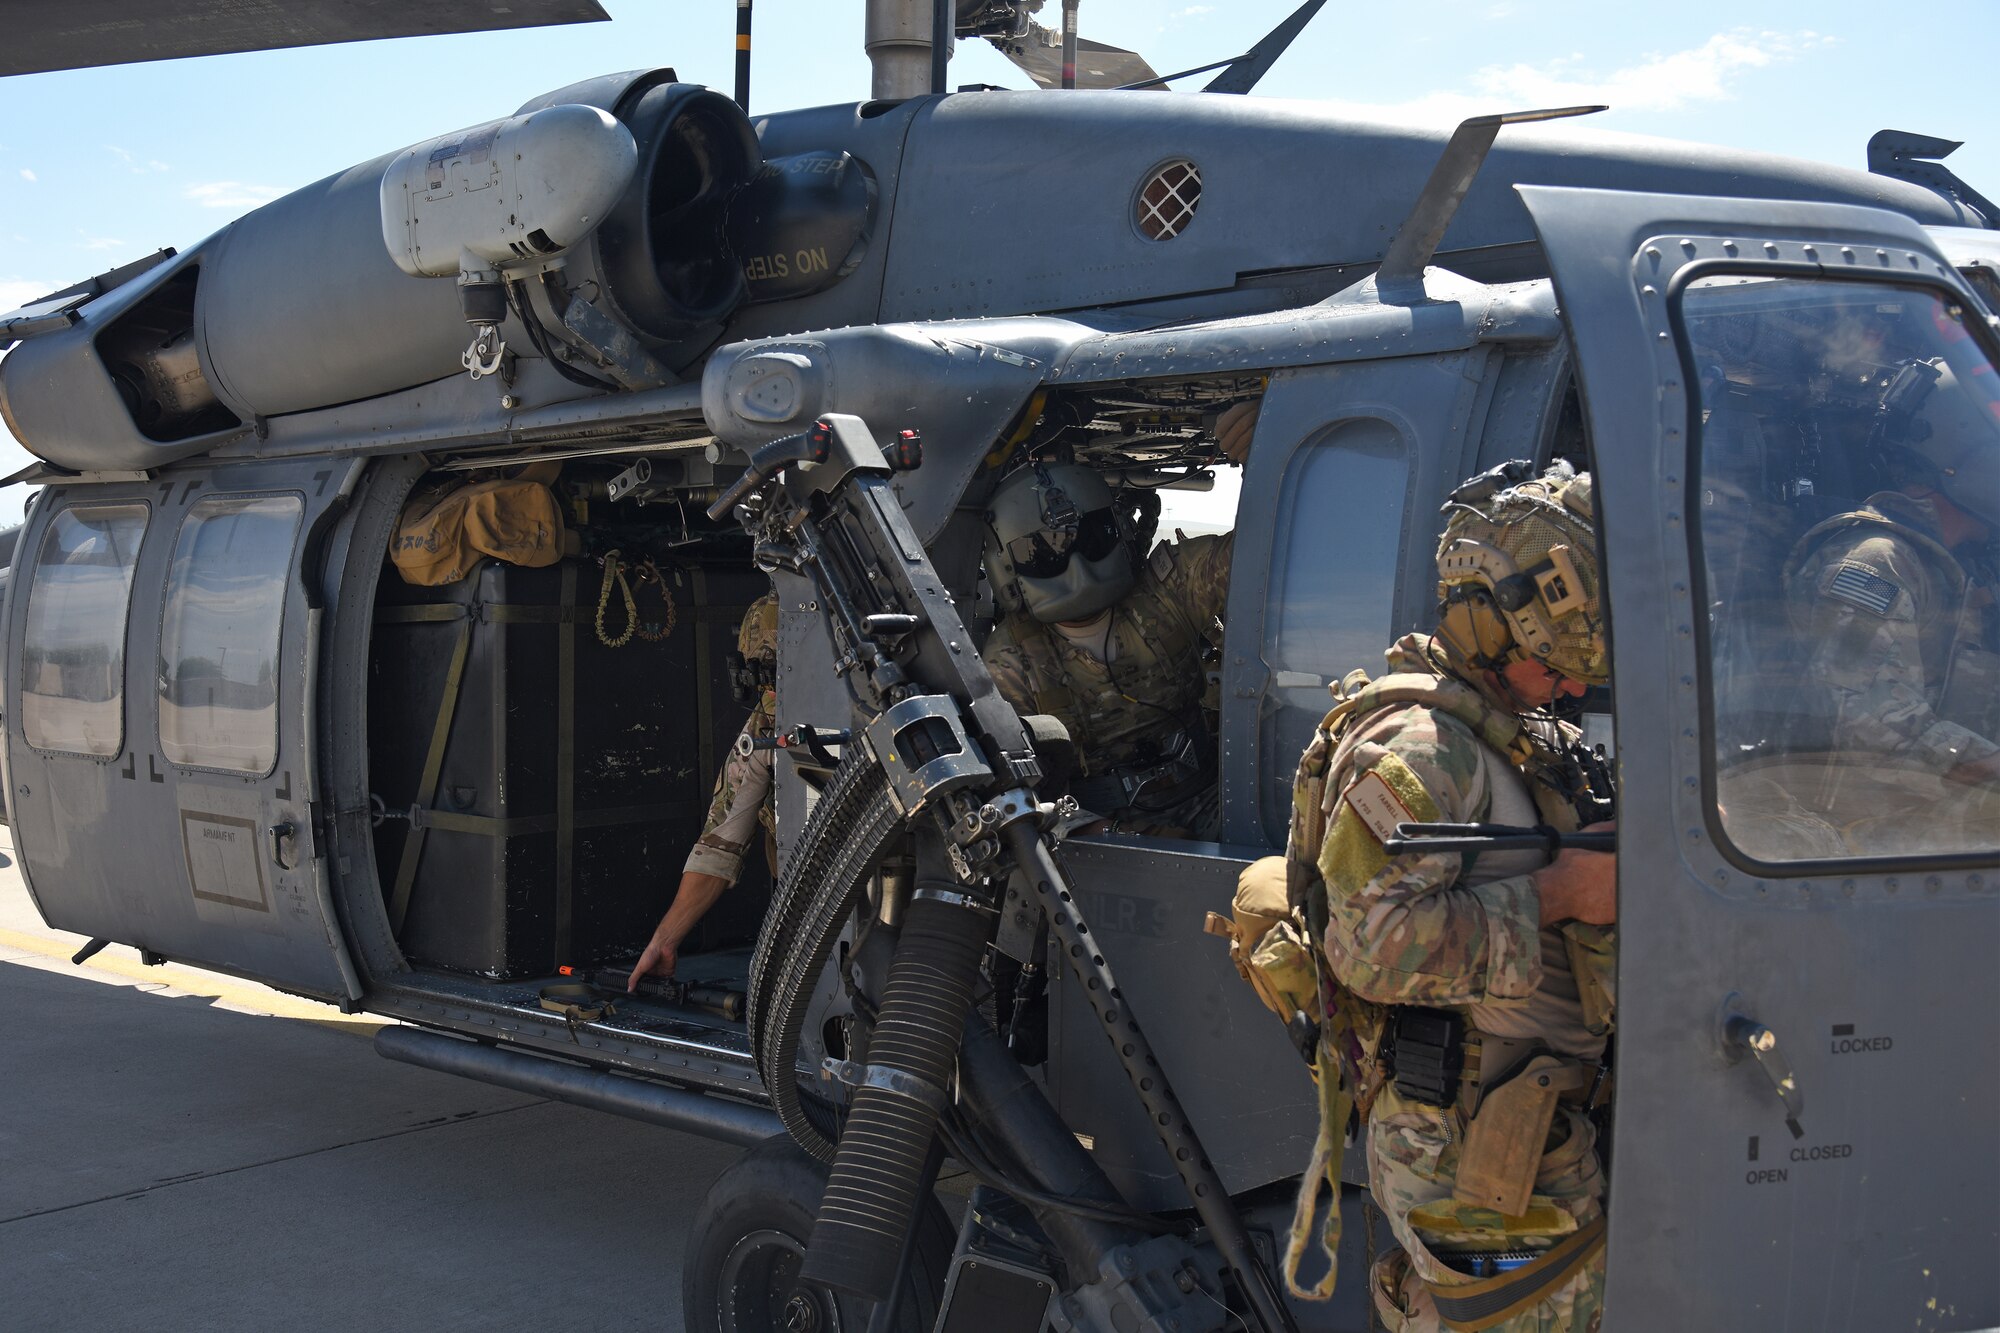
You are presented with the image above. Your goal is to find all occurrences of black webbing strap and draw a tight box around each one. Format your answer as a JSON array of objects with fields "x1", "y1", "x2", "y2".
[
  {"x1": 1428, "y1": 1215, "x2": 1607, "y2": 1331},
  {"x1": 412, "y1": 800, "x2": 694, "y2": 838},
  {"x1": 554, "y1": 561, "x2": 577, "y2": 964},
  {"x1": 388, "y1": 614, "x2": 474, "y2": 934},
  {"x1": 691, "y1": 566, "x2": 715, "y2": 797}
]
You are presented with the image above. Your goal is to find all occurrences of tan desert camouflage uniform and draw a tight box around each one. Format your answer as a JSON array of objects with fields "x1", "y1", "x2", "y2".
[
  {"x1": 683, "y1": 593, "x2": 779, "y2": 883},
  {"x1": 984, "y1": 532, "x2": 1230, "y2": 831},
  {"x1": 1785, "y1": 492, "x2": 2000, "y2": 774},
  {"x1": 1295, "y1": 634, "x2": 1614, "y2": 1333}
]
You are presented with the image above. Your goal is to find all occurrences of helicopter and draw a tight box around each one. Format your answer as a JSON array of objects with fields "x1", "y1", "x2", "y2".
[{"x1": 1, "y1": 2, "x2": 1997, "y2": 1330}]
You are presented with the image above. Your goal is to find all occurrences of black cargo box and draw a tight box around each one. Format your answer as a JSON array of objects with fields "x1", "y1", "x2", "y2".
[{"x1": 368, "y1": 557, "x2": 768, "y2": 979}]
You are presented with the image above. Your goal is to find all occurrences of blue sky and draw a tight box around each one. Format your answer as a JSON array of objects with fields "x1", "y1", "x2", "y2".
[{"x1": 1, "y1": 0, "x2": 1995, "y2": 522}]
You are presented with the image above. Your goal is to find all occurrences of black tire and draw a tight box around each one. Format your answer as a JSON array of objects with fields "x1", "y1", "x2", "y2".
[{"x1": 682, "y1": 1136, "x2": 956, "y2": 1333}]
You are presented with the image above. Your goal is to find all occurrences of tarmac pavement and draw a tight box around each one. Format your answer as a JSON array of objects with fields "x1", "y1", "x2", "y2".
[{"x1": 0, "y1": 832, "x2": 743, "y2": 1332}]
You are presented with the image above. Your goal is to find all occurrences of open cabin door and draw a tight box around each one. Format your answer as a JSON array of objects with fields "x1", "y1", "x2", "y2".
[
  {"x1": 1521, "y1": 185, "x2": 2000, "y2": 1330},
  {"x1": 5, "y1": 457, "x2": 363, "y2": 1004}
]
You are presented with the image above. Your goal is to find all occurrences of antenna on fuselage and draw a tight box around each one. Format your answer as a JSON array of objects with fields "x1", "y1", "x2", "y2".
[
  {"x1": 1375, "y1": 104, "x2": 1606, "y2": 294},
  {"x1": 734, "y1": 0, "x2": 752, "y2": 110}
]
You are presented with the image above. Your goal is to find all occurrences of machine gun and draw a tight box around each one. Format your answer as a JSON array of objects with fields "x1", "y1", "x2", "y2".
[
  {"x1": 1384, "y1": 735, "x2": 1615, "y2": 856},
  {"x1": 708, "y1": 415, "x2": 1299, "y2": 1333}
]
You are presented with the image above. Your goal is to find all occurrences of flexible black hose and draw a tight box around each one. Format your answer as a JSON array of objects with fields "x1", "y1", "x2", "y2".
[{"x1": 798, "y1": 891, "x2": 992, "y2": 1303}]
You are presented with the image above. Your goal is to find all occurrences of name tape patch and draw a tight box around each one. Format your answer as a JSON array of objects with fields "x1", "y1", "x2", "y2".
[{"x1": 1344, "y1": 770, "x2": 1416, "y2": 845}]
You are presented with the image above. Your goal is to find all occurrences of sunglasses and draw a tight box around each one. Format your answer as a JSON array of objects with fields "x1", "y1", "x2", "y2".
[{"x1": 1005, "y1": 508, "x2": 1124, "y2": 578}]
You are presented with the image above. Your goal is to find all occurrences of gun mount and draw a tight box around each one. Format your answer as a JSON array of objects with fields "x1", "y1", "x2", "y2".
[{"x1": 715, "y1": 413, "x2": 1299, "y2": 1332}]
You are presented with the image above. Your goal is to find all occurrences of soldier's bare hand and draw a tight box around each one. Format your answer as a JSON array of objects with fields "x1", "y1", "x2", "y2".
[
  {"x1": 1216, "y1": 399, "x2": 1260, "y2": 465},
  {"x1": 1532, "y1": 821, "x2": 1617, "y2": 926},
  {"x1": 627, "y1": 930, "x2": 680, "y2": 991}
]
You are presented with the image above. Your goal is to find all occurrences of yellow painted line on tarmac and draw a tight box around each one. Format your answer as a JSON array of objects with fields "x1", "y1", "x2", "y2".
[{"x1": 0, "y1": 926, "x2": 385, "y2": 1037}]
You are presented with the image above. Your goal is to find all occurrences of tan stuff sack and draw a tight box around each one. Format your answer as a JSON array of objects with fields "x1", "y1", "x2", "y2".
[
  {"x1": 393, "y1": 461, "x2": 569, "y2": 587},
  {"x1": 1205, "y1": 855, "x2": 1319, "y2": 1029}
]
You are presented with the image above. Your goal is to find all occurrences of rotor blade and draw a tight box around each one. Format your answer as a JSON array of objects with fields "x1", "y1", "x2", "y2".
[
  {"x1": 1203, "y1": 0, "x2": 1326, "y2": 94},
  {"x1": 2, "y1": 1, "x2": 609, "y2": 78},
  {"x1": 988, "y1": 23, "x2": 1158, "y2": 90}
]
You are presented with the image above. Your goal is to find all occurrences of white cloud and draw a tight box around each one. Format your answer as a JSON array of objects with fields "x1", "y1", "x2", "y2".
[
  {"x1": 1178, "y1": 5, "x2": 1215, "y2": 14},
  {"x1": 0, "y1": 277, "x2": 55, "y2": 313},
  {"x1": 183, "y1": 180, "x2": 285, "y2": 209},
  {"x1": 105, "y1": 145, "x2": 169, "y2": 173},
  {"x1": 1486, "y1": 3, "x2": 1518, "y2": 17},
  {"x1": 18, "y1": 169, "x2": 35, "y2": 182},
  {"x1": 77, "y1": 234, "x2": 126, "y2": 252},
  {"x1": 1314, "y1": 28, "x2": 1832, "y2": 123}
]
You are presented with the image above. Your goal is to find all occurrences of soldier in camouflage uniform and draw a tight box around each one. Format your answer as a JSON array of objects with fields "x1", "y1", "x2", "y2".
[
  {"x1": 1289, "y1": 463, "x2": 1617, "y2": 1332},
  {"x1": 981, "y1": 402, "x2": 1256, "y2": 837},
  {"x1": 1784, "y1": 400, "x2": 2000, "y2": 784},
  {"x1": 628, "y1": 592, "x2": 779, "y2": 988}
]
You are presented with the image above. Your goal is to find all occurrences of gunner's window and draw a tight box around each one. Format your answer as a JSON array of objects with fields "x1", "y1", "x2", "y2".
[
  {"x1": 158, "y1": 494, "x2": 304, "y2": 774},
  {"x1": 20, "y1": 504, "x2": 150, "y2": 757},
  {"x1": 1258, "y1": 418, "x2": 1410, "y2": 843},
  {"x1": 1681, "y1": 274, "x2": 2000, "y2": 862}
]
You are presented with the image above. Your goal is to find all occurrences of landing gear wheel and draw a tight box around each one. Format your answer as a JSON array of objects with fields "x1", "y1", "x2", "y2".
[{"x1": 682, "y1": 1137, "x2": 954, "y2": 1333}]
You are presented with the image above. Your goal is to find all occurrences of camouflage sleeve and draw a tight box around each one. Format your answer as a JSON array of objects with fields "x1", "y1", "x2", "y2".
[
  {"x1": 1798, "y1": 548, "x2": 2000, "y2": 773},
  {"x1": 982, "y1": 617, "x2": 1037, "y2": 716},
  {"x1": 1316, "y1": 708, "x2": 1545, "y2": 1006},
  {"x1": 683, "y1": 716, "x2": 776, "y2": 884},
  {"x1": 1158, "y1": 531, "x2": 1234, "y2": 629}
]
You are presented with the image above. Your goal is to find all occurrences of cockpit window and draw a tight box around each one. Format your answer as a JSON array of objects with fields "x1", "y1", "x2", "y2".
[
  {"x1": 20, "y1": 504, "x2": 150, "y2": 757},
  {"x1": 1682, "y1": 274, "x2": 2000, "y2": 862},
  {"x1": 158, "y1": 494, "x2": 303, "y2": 774}
]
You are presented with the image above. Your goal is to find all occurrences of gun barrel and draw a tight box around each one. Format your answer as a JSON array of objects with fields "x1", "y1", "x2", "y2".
[{"x1": 1383, "y1": 822, "x2": 1616, "y2": 855}]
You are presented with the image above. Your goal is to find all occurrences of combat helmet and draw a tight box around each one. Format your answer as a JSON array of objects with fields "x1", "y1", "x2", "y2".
[
  {"x1": 728, "y1": 592, "x2": 779, "y2": 709},
  {"x1": 983, "y1": 462, "x2": 1136, "y2": 623},
  {"x1": 1433, "y1": 460, "x2": 1608, "y2": 687}
]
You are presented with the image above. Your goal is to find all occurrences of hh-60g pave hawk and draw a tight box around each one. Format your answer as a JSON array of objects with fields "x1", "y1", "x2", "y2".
[{"x1": 3, "y1": 2, "x2": 1998, "y2": 1329}]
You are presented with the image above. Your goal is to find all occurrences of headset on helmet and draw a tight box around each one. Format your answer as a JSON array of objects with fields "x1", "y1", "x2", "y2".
[
  {"x1": 1874, "y1": 356, "x2": 2000, "y2": 530},
  {"x1": 982, "y1": 461, "x2": 1138, "y2": 623},
  {"x1": 1434, "y1": 460, "x2": 1608, "y2": 687}
]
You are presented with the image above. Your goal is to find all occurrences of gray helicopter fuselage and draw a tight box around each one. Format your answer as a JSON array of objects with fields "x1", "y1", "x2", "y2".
[
  {"x1": 0, "y1": 77, "x2": 1994, "y2": 1333},
  {"x1": 0, "y1": 86, "x2": 1972, "y2": 475}
]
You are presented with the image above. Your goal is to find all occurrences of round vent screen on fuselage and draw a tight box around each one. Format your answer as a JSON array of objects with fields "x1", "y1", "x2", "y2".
[{"x1": 1135, "y1": 160, "x2": 1201, "y2": 241}]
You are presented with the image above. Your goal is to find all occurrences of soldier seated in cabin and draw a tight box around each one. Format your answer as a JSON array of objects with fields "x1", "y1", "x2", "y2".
[{"x1": 978, "y1": 401, "x2": 1257, "y2": 837}]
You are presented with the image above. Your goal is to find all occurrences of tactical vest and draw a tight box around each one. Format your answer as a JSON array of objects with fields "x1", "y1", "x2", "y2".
[{"x1": 1218, "y1": 660, "x2": 1612, "y2": 1301}]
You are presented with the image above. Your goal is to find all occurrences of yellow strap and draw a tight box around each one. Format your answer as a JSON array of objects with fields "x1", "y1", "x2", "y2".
[
  {"x1": 631, "y1": 557, "x2": 680, "y2": 642},
  {"x1": 595, "y1": 550, "x2": 639, "y2": 648},
  {"x1": 1428, "y1": 1215, "x2": 1607, "y2": 1332},
  {"x1": 1282, "y1": 1032, "x2": 1351, "y2": 1301}
]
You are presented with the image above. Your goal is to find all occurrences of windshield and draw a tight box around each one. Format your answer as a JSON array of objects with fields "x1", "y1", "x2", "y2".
[{"x1": 1683, "y1": 274, "x2": 2000, "y2": 862}]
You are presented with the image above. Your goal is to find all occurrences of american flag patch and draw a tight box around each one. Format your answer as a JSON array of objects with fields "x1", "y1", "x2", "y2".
[{"x1": 1825, "y1": 563, "x2": 1901, "y2": 616}]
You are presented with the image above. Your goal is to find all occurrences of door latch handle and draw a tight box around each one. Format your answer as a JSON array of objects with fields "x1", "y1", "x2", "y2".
[
  {"x1": 269, "y1": 820, "x2": 298, "y2": 871},
  {"x1": 1722, "y1": 1008, "x2": 1805, "y2": 1139}
]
